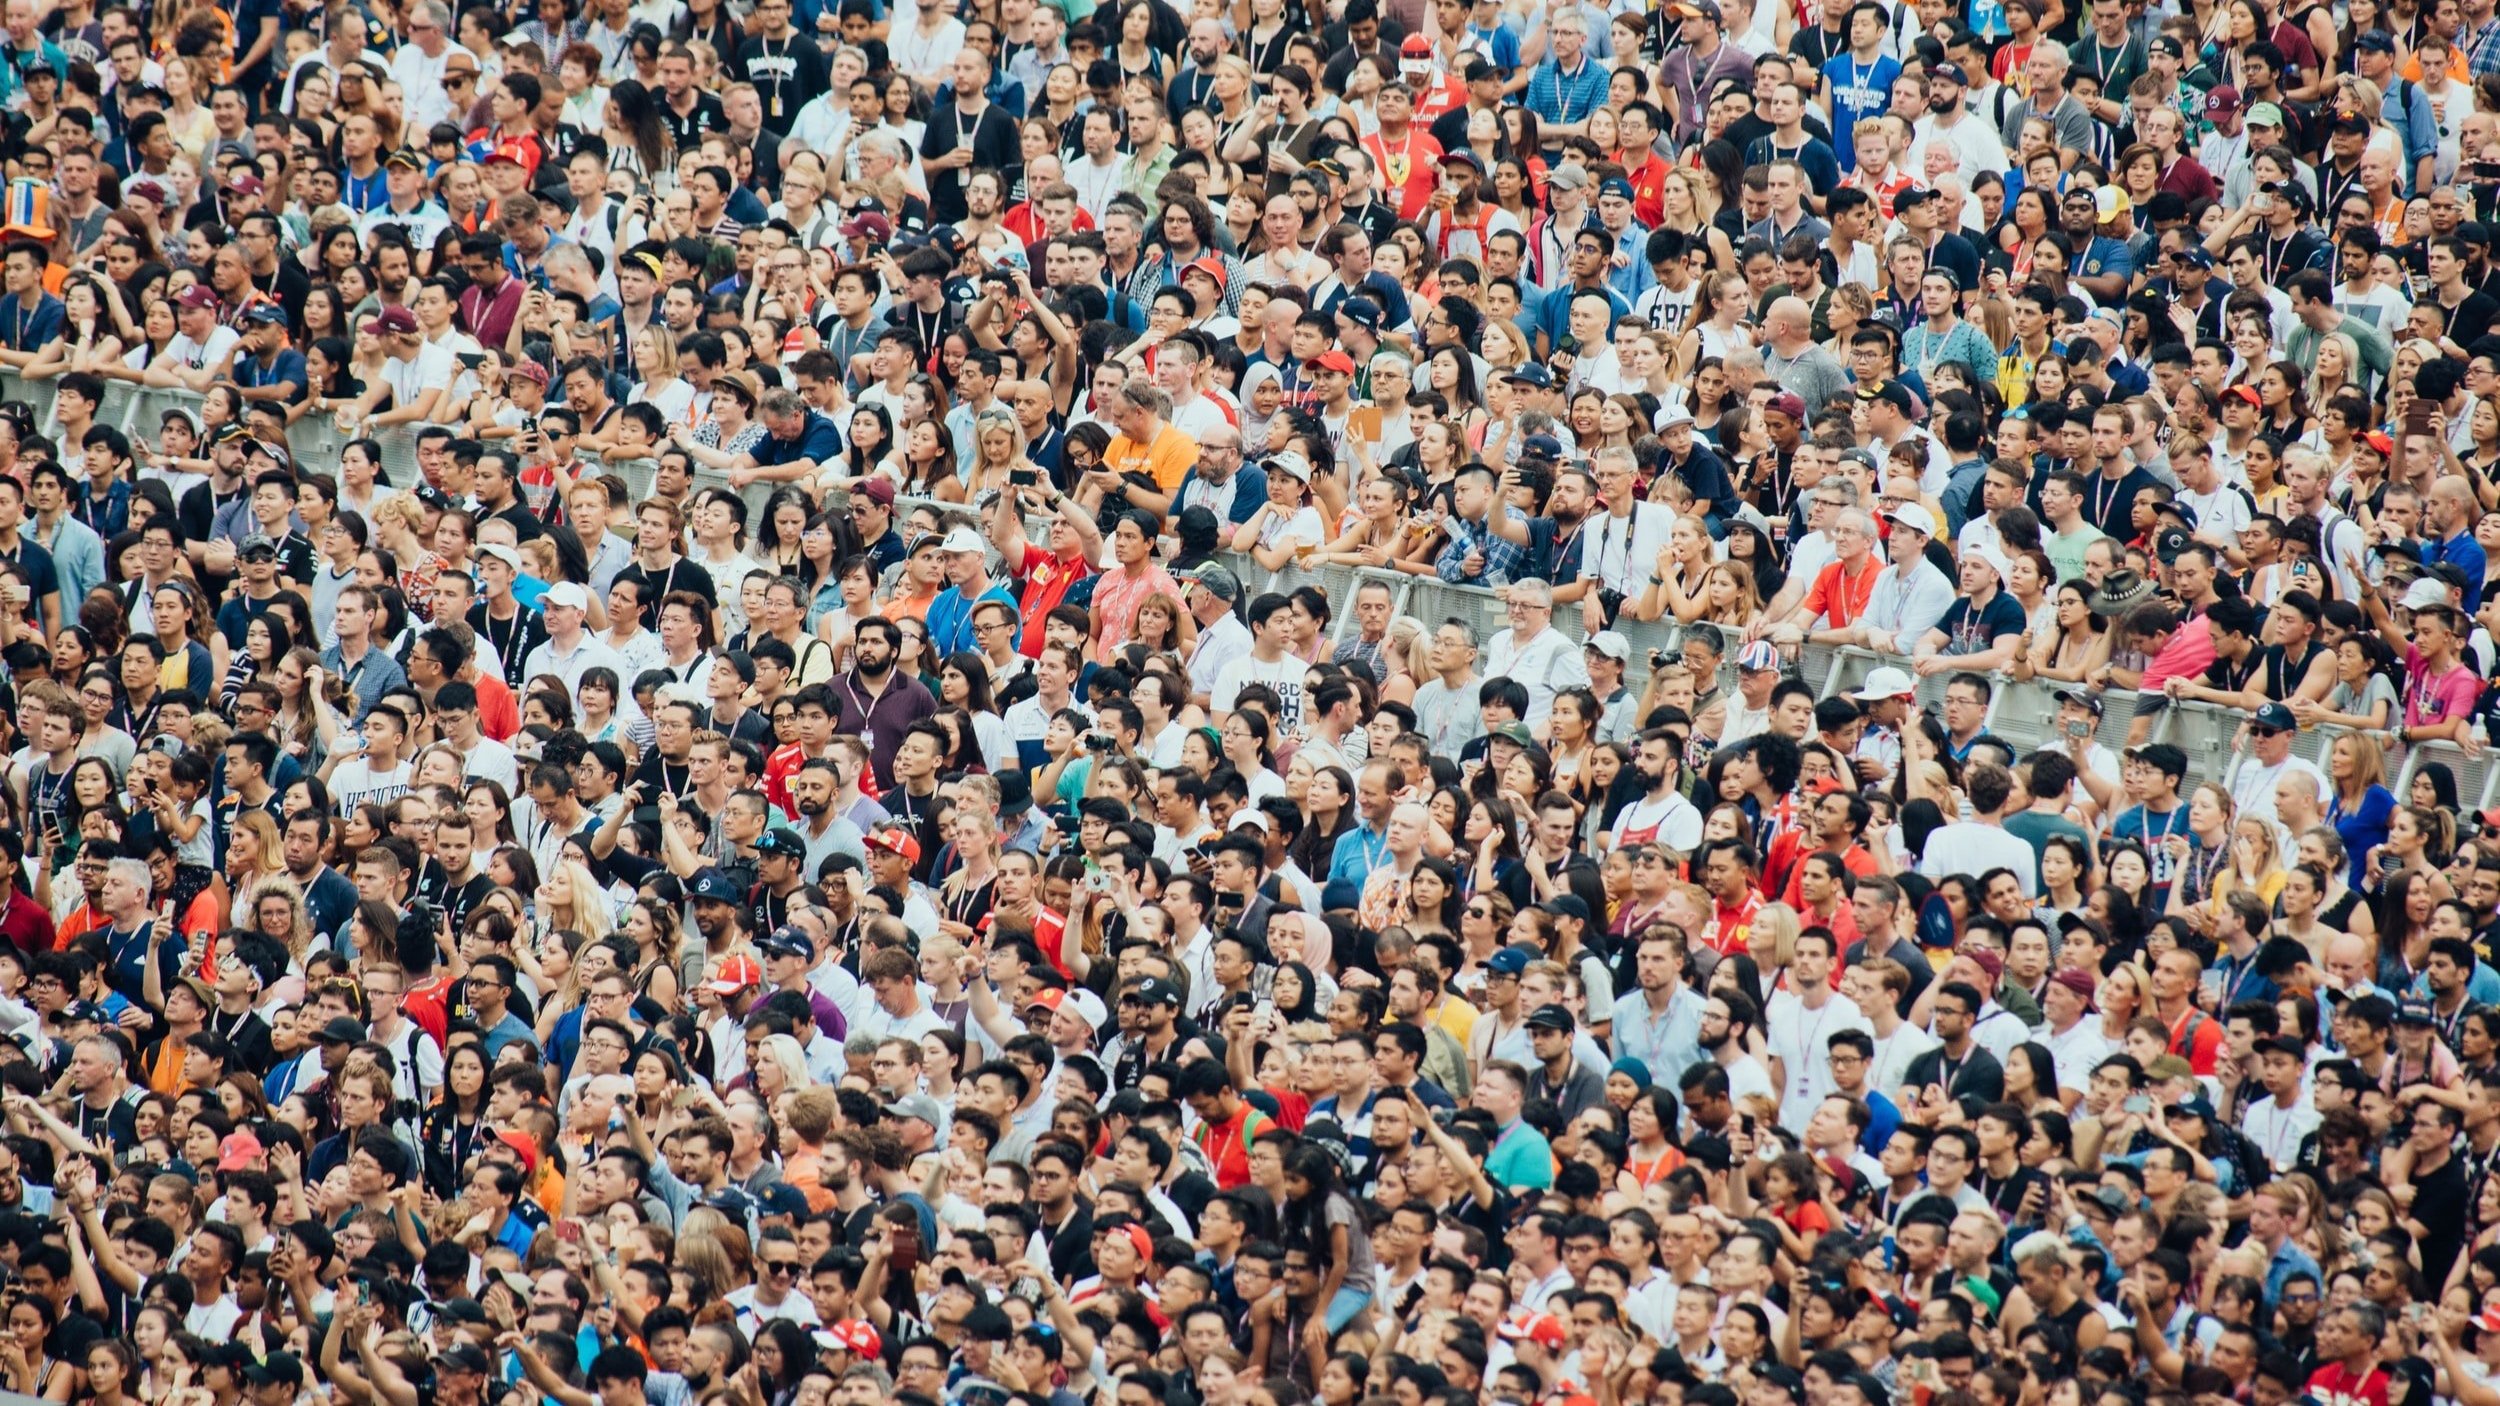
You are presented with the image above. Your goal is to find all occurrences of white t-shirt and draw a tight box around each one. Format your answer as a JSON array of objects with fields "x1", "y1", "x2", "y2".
[
  {"x1": 1916, "y1": 820, "x2": 2041, "y2": 894},
  {"x1": 330, "y1": 756, "x2": 414, "y2": 814},
  {"x1": 156, "y1": 325, "x2": 240, "y2": 376},
  {"x1": 383, "y1": 342, "x2": 457, "y2": 413},
  {"x1": 1212, "y1": 651, "x2": 1309, "y2": 734},
  {"x1": 461, "y1": 736, "x2": 520, "y2": 791}
]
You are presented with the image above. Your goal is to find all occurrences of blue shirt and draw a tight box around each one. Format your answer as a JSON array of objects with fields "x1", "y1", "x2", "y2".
[
  {"x1": 1327, "y1": 822, "x2": 1389, "y2": 885},
  {"x1": 2423, "y1": 530, "x2": 2488, "y2": 610},
  {"x1": 1524, "y1": 55, "x2": 1609, "y2": 135},
  {"x1": 758, "y1": 410, "x2": 845, "y2": 472},
  {"x1": 1819, "y1": 51, "x2": 1900, "y2": 172},
  {"x1": 924, "y1": 581, "x2": 1017, "y2": 657},
  {"x1": 235, "y1": 346, "x2": 309, "y2": 403},
  {"x1": 0, "y1": 292, "x2": 61, "y2": 353}
]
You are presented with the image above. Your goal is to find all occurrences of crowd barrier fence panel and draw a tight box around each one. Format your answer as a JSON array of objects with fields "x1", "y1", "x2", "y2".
[{"x1": 0, "y1": 379, "x2": 2370, "y2": 815}]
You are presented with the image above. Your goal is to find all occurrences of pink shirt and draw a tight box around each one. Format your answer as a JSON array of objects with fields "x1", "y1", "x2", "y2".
[
  {"x1": 2403, "y1": 644, "x2": 2481, "y2": 733},
  {"x1": 1090, "y1": 562, "x2": 1180, "y2": 651}
]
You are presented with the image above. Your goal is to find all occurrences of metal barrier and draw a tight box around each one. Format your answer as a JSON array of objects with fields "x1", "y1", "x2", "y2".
[{"x1": 0, "y1": 368, "x2": 2362, "y2": 808}]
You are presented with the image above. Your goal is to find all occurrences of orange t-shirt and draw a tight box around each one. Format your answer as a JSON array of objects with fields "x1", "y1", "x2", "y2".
[{"x1": 1105, "y1": 424, "x2": 1199, "y2": 492}]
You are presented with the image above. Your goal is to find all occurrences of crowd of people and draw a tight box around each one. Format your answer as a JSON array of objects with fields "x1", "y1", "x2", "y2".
[{"x1": 0, "y1": 3, "x2": 2489, "y2": 1406}]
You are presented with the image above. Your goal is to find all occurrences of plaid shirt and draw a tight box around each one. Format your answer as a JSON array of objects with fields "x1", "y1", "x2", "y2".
[
  {"x1": 1434, "y1": 506, "x2": 1530, "y2": 586},
  {"x1": 2471, "y1": 15, "x2": 2500, "y2": 77}
]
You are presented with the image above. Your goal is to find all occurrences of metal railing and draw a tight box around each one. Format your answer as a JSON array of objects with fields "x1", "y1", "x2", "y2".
[{"x1": 0, "y1": 364, "x2": 2383, "y2": 807}]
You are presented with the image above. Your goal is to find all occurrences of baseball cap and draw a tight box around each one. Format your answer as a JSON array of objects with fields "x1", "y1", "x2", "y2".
[
  {"x1": 543, "y1": 581, "x2": 590, "y2": 611},
  {"x1": 1265, "y1": 450, "x2": 1314, "y2": 482},
  {"x1": 1400, "y1": 32, "x2": 1431, "y2": 56},
  {"x1": 689, "y1": 867, "x2": 743, "y2": 903},
  {"x1": 864, "y1": 826, "x2": 922, "y2": 864},
  {"x1": 1586, "y1": 630, "x2": 1631, "y2": 661},
  {"x1": 705, "y1": 954, "x2": 763, "y2": 995},
  {"x1": 940, "y1": 524, "x2": 987, "y2": 555},
  {"x1": 177, "y1": 284, "x2": 220, "y2": 310},
  {"x1": 1503, "y1": 363, "x2": 1554, "y2": 388},
  {"x1": 1487, "y1": 946, "x2": 1532, "y2": 977},
  {"x1": 756, "y1": 828, "x2": 808, "y2": 859},
  {"x1": 1305, "y1": 349, "x2": 1358, "y2": 374},
  {"x1": 217, "y1": 1129, "x2": 264, "y2": 1171},
  {"x1": 1124, "y1": 977, "x2": 1184, "y2": 1007},
  {"x1": 883, "y1": 1092, "x2": 944, "y2": 1126},
  {"x1": 1850, "y1": 666, "x2": 1915, "y2": 700},
  {"x1": 1525, "y1": 1003, "x2": 1575, "y2": 1032},
  {"x1": 1737, "y1": 640, "x2": 1781, "y2": 673},
  {"x1": 1182, "y1": 561, "x2": 1242, "y2": 601},
  {"x1": 2094, "y1": 185, "x2": 2132, "y2": 222},
  {"x1": 2204, "y1": 85, "x2": 2243, "y2": 115},
  {"x1": 759, "y1": 926, "x2": 817, "y2": 962},
  {"x1": 362, "y1": 304, "x2": 418, "y2": 335},
  {"x1": 2251, "y1": 702, "x2": 2296, "y2": 732}
]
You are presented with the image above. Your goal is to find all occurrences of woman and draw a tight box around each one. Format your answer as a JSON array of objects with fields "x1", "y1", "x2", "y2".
[
  {"x1": 2323, "y1": 733, "x2": 2397, "y2": 889},
  {"x1": 0, "y1": 1293, "x2": 71, "y2": 1402},
  {"x1": 1677, "y1": 274, "x2": 1755, "y2": 379},
  {"x1": 2297, "y1": 633, "x2": 2399, "y2": 736},
  {"x1": 938, "y1": 654, "x2": 1015, "y2": 772},
  {"x1": 938, "y1": 807, "x2": 1000, "y2": 939},
  {"x1": 1313, "y1": 474, "x2": 1420, "y2": 570},
  {"x1": 2162, "y1": 783, "x2": 2242, "y2": 923},
  {"x1": 1220, "y1": 711, "x2": 1287, "y2": 802},
  {"x1": 2016, "y1": 581, "x2": 2112, "y2": 684},
  {"x1": 421, "y1": 1042, "x2": 494, "y2": 1198},
  {"x1": 24, "y1": 277, "x2": 126, "y2": 380},
  {"x1": 628, "y1": 325, "x2": 697, "y2": 430},
  {"x1": 2258, "y1": 359, "x2": 2319, "y2": 440},
  {"x1": 1627, "y1": 514, "x2": 1716, "y2": 623},
  {"x1": 221, "y1": 808, "x2": 289, "y2": 933},
  {"x1": 217, "y1": 614, "x2": 295, "y2": 713},
  {"x1": 1290, "y1": 761, "x2": 1355, "y2": 880}
]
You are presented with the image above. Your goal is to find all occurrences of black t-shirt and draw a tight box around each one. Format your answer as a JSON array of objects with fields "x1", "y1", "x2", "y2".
[
  {"x1": 2440, "y1": 287, "x2": 2500, "y2": 347},
  {"x1": 659, "y1": 92, "x2": 727, "y2": 154}
]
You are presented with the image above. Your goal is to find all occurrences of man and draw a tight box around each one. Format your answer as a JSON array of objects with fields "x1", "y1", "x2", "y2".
[
  {"x1": 1912, "y1": 545, "x2": 2025, "y2": 674},
  {"x1": 1901, "y1": 982, "x2": 2006, "y2": 1106},
  {"x1": 1998, "y1": 42, "x2": 2095, "y2": 170},
  {"x1": 1523, "y1": 12, "x2": 1607, "y2": 148},
  {"x1": 826, "y1": 618, "x2": 935, "y2": 794},
  {"x1": 319, "y1": 587, "x2": 408, "y2": 724},
  {"x1": 1917, "y1": 764, "x2": 2040, "y2": 893},
  {"x1": 1766, "y1": 929, "x2": 1872, "y2": 1134},
  {"x1": 920, "y1": 49, "x2": 1017, "y2": 224},
  {"x1": 1480, "y1": 579, "x2": 1590, "y2": 733}
]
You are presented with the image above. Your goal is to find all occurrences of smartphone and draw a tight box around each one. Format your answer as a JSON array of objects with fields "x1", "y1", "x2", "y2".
[
  {"x1": 2124, "y1": 1094, "x2": 2153, "y2": 1115},
  {"x1": 2405, "y1": 400, "x2": 2437, "y2": 435},
  {"x1": 2067, "y1": 720, "x2": 2090, "y2": 737},
  {"x1": 1010, "y1": 467, "x2": 1037, "y2": 487},
  {"x1": 888, "y1": 1226, "x2": 922, "y2": 1273}
]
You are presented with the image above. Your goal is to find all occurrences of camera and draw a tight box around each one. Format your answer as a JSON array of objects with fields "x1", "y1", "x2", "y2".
[
  {"x1": 1649, "y1": 648, "x2": 1667, "y2": 668},
  {"x1": 1084, "y1": 733, "x2": 1114, "y2": 752}
]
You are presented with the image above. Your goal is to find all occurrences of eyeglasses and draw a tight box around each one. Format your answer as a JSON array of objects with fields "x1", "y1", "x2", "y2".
[{"x1": 764, "y1": 1260, "x2": 800, "y2": 1275}]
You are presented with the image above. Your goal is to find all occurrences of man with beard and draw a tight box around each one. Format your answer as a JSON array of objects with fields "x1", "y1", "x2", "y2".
[
  {"x1": 787, "y1": 759, "x2": 865, "y2": 880},
  {"x1": 1608, "y1": 730, "x2": 1703, "y2": 858},
  {"x1": 828, "y1": 618, "x2": 937, "y2": 792}
]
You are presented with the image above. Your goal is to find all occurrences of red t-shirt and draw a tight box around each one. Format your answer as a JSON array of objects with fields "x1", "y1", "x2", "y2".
[
  {"x1": 1014, "y1": 543, "x2": 1096, "y2": 657},
  {"x1": 2307, "y1": 1363, "x2": 2389, "y2": 1406},
  {"x1": 2169, "y1": 1005, "x2": 2226, "y2": 1075},
  {"x1": 1802, "y1": 554, "x2": 1884, "y2": 631}
]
